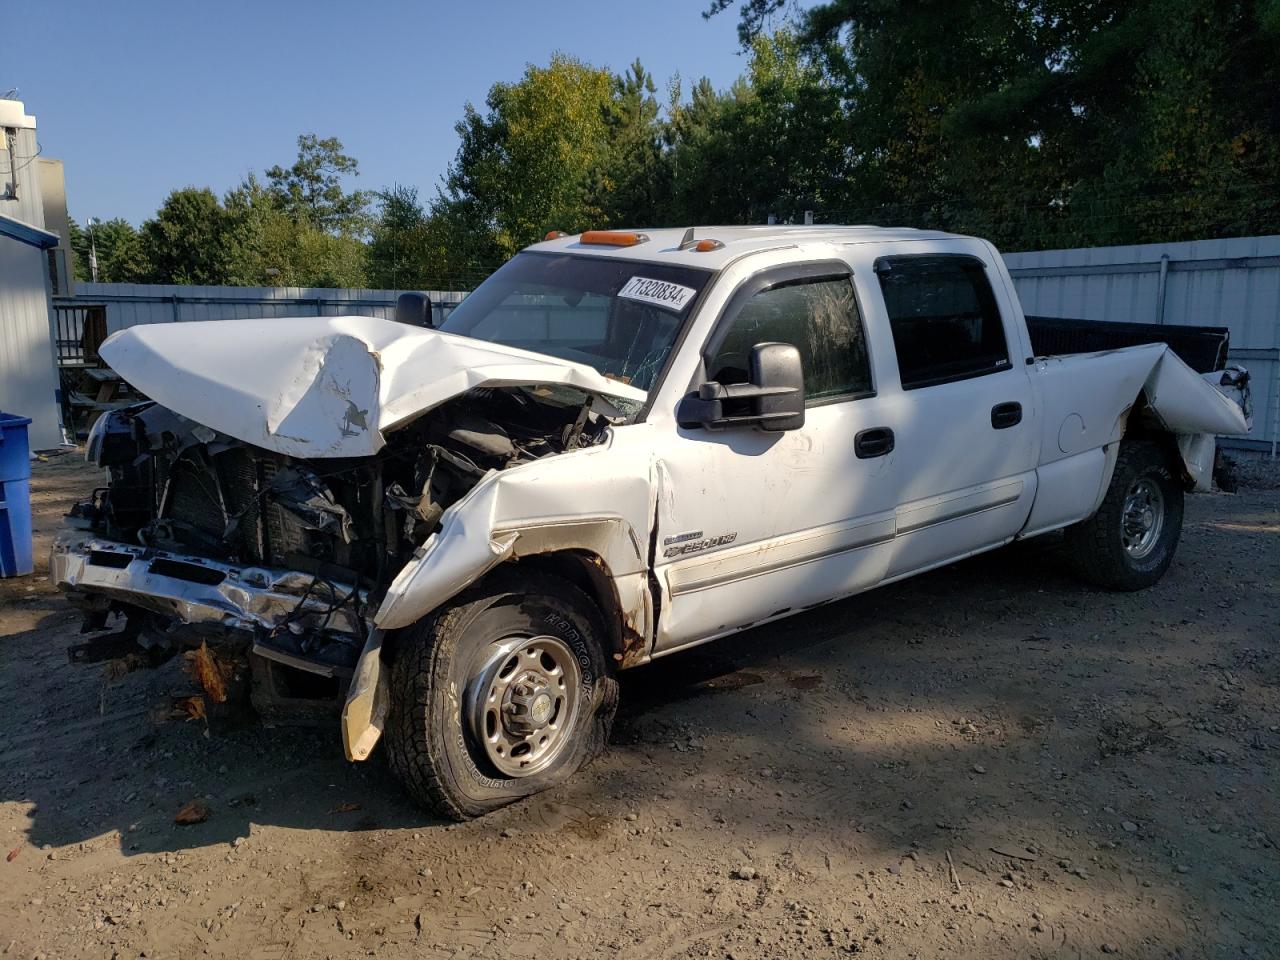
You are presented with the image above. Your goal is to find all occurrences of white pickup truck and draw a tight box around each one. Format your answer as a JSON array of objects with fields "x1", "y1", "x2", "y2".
[{"x1": 54, "y1": 226, "x2": 1251, "y2": 818}]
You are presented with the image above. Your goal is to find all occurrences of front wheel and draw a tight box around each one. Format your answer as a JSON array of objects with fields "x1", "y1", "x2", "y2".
[
  {"x1": 385, "y1": 571, "x2": 618, "y2": 820},
  {"x1": 1063, "y1": 440, "x2": 1184, "y2": 591}
]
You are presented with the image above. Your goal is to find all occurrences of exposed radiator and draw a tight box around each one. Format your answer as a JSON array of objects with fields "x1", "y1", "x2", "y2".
[{"x1": 161, "y1": 449, "x2": 308, "y2": 566}]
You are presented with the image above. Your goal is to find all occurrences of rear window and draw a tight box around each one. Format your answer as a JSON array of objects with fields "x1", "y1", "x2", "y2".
[{"x1": 876, "y1": 256, "x2": 1010, "y2": 390}]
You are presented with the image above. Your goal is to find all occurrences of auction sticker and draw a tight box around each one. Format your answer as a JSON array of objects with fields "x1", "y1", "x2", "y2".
[{"x1": 617, "y1": 276, "x2": 697, "y2": 312}]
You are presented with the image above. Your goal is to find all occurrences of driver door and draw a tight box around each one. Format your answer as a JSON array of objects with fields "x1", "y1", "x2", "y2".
[{"x1": 652, "y1": 263, "x2": 900, "y2": 651}]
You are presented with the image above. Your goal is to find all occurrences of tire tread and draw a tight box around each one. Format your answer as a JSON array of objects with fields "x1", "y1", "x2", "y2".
[
  {"x1": 385, "y1": 571, "x2": 615, "y2": 820},
  {"x1": 1063, "y1": 440, "x2": 1183, "y2": 591}
]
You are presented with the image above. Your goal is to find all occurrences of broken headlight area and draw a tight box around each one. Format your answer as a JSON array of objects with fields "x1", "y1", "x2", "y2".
[
  {"x1": 60, "y1": 384, "x2": 616, "y2": 716},
  {"x1": 53, "y1": 537, "x2": 370, "y2": 721}
]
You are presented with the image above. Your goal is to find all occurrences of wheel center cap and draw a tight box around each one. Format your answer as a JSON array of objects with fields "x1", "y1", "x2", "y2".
[
  {"x1": 530, "y1": 693, "x2": 553, "y2": 726},
  {"x1": 503, "y1": 673, "x2": 555, "y2": 735}
]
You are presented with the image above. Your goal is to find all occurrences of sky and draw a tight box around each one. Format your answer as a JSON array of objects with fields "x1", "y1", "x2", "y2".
[{"x1": 5, "y1": 0, "x2": 769, "y2": 226}]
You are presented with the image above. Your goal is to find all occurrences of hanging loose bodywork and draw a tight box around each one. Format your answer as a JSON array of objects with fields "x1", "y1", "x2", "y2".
[
  {"x1": 55, "y1": 315, "x2": 655, "y2": 724},
  {"x1": 50, "y1": 227, "x2": 1252, "y2": 795}
]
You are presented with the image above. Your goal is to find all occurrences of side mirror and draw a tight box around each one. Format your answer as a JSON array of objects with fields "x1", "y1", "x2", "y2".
[
  {"x1": 395, "y1": 291, "x2": 434, "y2": 328},
  {"x1": 677, "y1": 342, "x2": 805, "y2": 433}
]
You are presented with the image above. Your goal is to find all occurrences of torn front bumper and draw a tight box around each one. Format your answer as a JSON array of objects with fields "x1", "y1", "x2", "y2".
[{"x1": 50, "y1": 532, "x2": 367, "y2": 640}]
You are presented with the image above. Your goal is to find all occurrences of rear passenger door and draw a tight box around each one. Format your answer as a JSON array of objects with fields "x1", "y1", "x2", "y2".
[{"x1": 871, "y1": 253, "x2": 1039, "y2": 579}]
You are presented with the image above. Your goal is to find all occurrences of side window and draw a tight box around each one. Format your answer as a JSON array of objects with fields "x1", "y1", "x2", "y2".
[
  {"x1": 876, "y1": 256, "x2": 1010, "y2": 390},
  {"x1": 708, "y1": 277, "x2": 872, "y2": 403}
]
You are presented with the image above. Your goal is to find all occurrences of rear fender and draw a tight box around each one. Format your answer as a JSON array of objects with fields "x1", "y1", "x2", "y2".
[
  {"x1": 1137, "y1": 352, "x2": 1251, "y2": 492},
  {"x1": 1026, "y1": 345, "x2": 1249, "y2": 534}
]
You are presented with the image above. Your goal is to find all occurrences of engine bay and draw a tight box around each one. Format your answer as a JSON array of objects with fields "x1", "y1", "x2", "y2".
[{"x1": 60, "y1": 384, "x2": 617, "y2": 707}]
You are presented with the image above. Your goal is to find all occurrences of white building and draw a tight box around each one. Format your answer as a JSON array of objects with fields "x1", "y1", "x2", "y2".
[{"x1": 0, "y1": 97, "x2": 65, "y2": 450}]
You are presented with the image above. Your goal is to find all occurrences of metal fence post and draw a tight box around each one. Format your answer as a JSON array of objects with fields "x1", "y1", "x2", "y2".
[{"x1": 1155, "y1": 254, "x2": 1170, "y2": 325}]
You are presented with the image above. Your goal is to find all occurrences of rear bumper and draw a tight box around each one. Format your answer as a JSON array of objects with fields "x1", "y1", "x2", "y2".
[{"x1": 50, "y1": 531, "x2": 366, "y2": 640}]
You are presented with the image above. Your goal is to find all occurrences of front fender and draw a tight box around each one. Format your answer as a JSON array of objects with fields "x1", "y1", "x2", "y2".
[
  {"x1": 373, "y1": 474, "x2": 517, "y2": 632},
  {"x1": 342, "y1": 458, "x2": 653, "y2": 761}
]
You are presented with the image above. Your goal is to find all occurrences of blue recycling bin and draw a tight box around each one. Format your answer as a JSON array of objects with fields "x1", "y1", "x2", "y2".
[{"x1": 0, "y1": 412, "x2": 34, "y2": 577}]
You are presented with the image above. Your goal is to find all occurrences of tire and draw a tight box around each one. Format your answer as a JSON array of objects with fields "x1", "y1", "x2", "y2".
[
  {"x1": 385, "y1": 570, "x2": 618, "y2": 820},
  {"x1": 1063, "y1": 440, "x2": 1184, "y2": 591}
]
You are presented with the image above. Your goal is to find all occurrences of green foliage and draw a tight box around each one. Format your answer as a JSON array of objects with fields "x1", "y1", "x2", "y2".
[
  {"x1": 137, "y1": 187, "x2": 237, "y2": 285},
  {"x1": 67, "y1": 217, "x2": 147, "y2": 283},
  {"x1": 265, "y1": 134, "x2": 371, "y2": 235},
  {"x1": 365, "y1": 185, "x2": 433, "y2": 289},
  {"x1": 711, "y1": 0, "x2": 1280, "y2": 248},
  {"x1": 703, "y1": 0, "x2": 788, "y2": 47},
  {"x1": 79, "y1": 136, "x2": 372, "y2": 287},
  {"x1": 591, "y1": 60, "x2": 666, "y2": 226},
  {"x1": 223, "y1": 174, "x2": 368, "y2": 287},
  {"x1": 437, "y1": 54, "x2": 616, "y2": 273},
  {"x1": 662, "y1": 32, "x2": 849, "y2": 224}
]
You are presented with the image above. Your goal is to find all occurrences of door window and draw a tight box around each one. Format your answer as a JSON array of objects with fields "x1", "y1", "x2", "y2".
[
  {"x1": 707, "y1": 276, "x2": 872, "y2": 403},
  {"x1": 876, "y1": 256, "x2": 1010, "y2": 390}
]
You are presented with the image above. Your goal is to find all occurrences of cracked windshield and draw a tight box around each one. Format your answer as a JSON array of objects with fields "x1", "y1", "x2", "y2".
[{"x1": 440, "y1": 251, "x2": 713, "y2": 392}]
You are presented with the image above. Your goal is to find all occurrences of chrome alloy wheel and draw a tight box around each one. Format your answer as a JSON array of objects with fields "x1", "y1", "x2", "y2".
[
  {"x1": 465, "y1": 635, "x2": 582, "y2": 778},
  {"x1": 1121, "y1": 478, "x2": 1165, "y2": 559}
]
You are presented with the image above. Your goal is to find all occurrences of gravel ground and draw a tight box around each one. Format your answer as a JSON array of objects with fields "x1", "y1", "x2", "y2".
[{"x1": 1, "y1": 452, "x2": 1277, "y2": 960}]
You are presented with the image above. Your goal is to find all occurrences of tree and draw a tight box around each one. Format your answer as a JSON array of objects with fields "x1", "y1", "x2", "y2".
[
  {"x1": 224, "y1": 174, "x2": 368, "y2": 287},
  {"x1": 435, "y1": 54, "x2": 616, "y2": 270},
  {"x1": 71, "y1": 8, "x2": 1280, "y2": 291},
  {"x1": 708, "y1": 0, "x2": 1280, "y2": 247},
  {"x1": 365, "y1": 185, "x2": 432, "y2": 289},
  {"x1": 265, "y1": 134, "x2": 371, "y2": 235},
  {"x1": 590, "y1": 60, "x2": 667, "y2": 226},
  {"x1": 67, "y1": 217, "x2": 147, "y2": 283},
  {"x1": 703, "y1": 0, "x2": 789, "y2": 46},
  {"x1": 137, "y1": 188, "x2": 237, "y2": 285},
  {"x1": 89, "y1": 135, "x2": 375, "y2": 288},
  {"x1": 663, "y1": 33, "x2": 849, "y2": 225}
]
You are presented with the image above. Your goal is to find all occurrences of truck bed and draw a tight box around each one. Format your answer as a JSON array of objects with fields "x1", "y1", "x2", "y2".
[{"x1": 1025, "y1": 316, "x2": 1229, "y2": 374}]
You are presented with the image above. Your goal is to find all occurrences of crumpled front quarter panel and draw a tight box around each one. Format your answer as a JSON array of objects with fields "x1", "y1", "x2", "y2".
[{"x1": 373, "y1": 426, "x2": 657, "y2": 632}]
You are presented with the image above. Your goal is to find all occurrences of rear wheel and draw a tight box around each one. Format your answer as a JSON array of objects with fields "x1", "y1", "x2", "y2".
[
  {"x1": 385, "y1": 572, "x2": 617, "y2": 820},
  {"x1": 1064, "y1": 440, "x2": 1184, "y2": 591}
]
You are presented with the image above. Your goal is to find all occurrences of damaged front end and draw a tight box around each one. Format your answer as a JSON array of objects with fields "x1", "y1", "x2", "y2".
[{"x1": 55, "y1": 384, "x2": 621, "y2": 721}]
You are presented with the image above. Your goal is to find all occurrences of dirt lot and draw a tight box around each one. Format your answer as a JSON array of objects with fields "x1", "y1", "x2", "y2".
[{"x1": 1, "y1": 453, "x2": 1277, "y2": 960}]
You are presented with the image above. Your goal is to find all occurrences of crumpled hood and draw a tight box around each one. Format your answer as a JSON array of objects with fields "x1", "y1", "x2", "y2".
[{"x1": 99, "y1": 315, "x2": 647, "y2": 458}]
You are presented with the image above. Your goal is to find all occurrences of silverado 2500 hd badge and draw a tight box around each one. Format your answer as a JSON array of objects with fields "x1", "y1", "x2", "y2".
[{"x1": 662, "y1": 531, "x2": 738, "y2": 558}]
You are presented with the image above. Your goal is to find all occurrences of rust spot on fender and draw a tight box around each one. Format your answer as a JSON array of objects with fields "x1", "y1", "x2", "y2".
[
  {"x1": 579, "y1": 552, "x2": 648, "y2": 670},
  {"x1": 618, "y1": 605, "x2": 649, "y2": 670}
]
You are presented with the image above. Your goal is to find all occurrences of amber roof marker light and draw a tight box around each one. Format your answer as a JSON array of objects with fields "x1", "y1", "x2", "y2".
[
  {"x1": 677, "y1": 227, "x2": 724, "y2": 253},
  {"x1": 579, "y1": 230, "x2": 650, "y2": 247},
  {"x1": 543, "y1": 230, "x2": 568, "y2": 241}
]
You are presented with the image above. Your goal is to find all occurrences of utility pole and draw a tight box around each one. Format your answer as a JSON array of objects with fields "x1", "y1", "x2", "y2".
[{"x1": 86, "y1": 217, "x2": 99, "y2": 283}]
